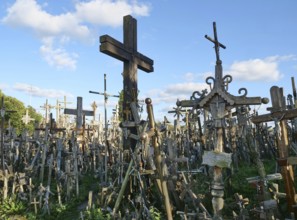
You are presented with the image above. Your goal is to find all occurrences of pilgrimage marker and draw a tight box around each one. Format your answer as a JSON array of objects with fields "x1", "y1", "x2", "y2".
[
  {"x1": 177, "y1": 22, "x2": 268, "y2": 218},
  {"x1": 252, "y1": 86, "x2": 297, "y2": 215},
  {"x1": 64, "y1": 97, "x2": 94, "y2": 151},
  {"x1": 100, "y1": 15, "x2": 154, "y2": 150},
  {"x1": 90, "y1": 73, "x2": 119, "y2": 182}
]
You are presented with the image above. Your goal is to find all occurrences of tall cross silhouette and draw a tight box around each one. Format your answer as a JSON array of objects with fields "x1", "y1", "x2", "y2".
[{"x1": 205, "y1": 22, "x2": 226, "y2": 62}]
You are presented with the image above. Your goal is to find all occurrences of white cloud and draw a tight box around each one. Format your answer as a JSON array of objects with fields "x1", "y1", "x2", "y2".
[
  {"x1": 228, "y1": 59, "x2": 281, "y2": 81},
  {"x1": 1, "y1": 0, "x2": 151, "y2": 69},
  {"x1": 40, "y1": 38, "x2": 78, "y2": 70},
  {"x1": 75, "y1": 0, "x2": 150, "y2": 27},
  {"x1": 225, "y1": 55, "x2": 296, "y2": 82},
  {"x1": 13, "y1": 83, "x2": 74, "y2": 99},
  {"x1": 144, "y1": 82, "x2": 209, "y2": 105},
  {"x1": 2, "y1": 0, "x2": 90, "y2": 39}
]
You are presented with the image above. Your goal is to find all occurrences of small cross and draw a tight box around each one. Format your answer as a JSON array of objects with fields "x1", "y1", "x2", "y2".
[
  {"x1": 123, "y1": 107, "x2": 131, "y2": 121},
  {"x1": 205, "y1": 22, "x2": 226, "y2": 62}
]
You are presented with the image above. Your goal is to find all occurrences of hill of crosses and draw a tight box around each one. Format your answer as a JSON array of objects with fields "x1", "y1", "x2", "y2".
[{"x1": 1, "y1": 15, "x2": 297, "y2": 220}]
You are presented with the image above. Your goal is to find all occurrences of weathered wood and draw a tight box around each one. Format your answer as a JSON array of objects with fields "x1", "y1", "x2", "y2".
[
  {"x1": 202, "y1": 150, "x2": 232, "y2": 168},
  {"x1": 246, "y1": 173, "x2": 283, "y2": 184},
  {"x1": 145, "y1": 98, "x2": 172, "y2": 219},
  {"x1": 100, "y1": 15, "x2": 154, "y2": 151},
  {"x1": 251, "y1": 108, "x2": 297, "y2": 124},
  {"x1": 64, "y1": 97, "x2": 94, "y2": 131},
  {"x1": 251, "y1": 86, "x2": 297, "y2": 215},
  {"x1": 176, "y1": 22, "x2": 268, "y2": 219}
]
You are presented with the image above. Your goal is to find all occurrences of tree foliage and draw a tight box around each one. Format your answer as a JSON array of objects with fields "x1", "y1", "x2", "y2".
[{"x1": 0, "y1": 90, "x2": 42, "y2": 135}]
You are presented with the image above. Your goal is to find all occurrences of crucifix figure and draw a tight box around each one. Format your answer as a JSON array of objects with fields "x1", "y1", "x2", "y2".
[{"x1": 100, "y1": 15, "x2": 154, "y2": 150}]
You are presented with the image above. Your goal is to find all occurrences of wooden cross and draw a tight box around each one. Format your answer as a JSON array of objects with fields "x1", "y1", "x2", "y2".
[
  {"x1": 21, "y1": 109, "x2": 35, "y2": 125},
  {"x1": 64, "y1": 97, "x2": 94, "y2": 133},
  {"x1": 100, "y1": 15, "x2": 154, "y2": 150},
  {"x1": 252, "y1": 86, "x2": 297, "y2": 215},
  {"x1": 58, "y1": 96, "x2": 72, "y2": 127},
  {"x1": 100, "y1": 15, "x2": 154, "y2": 120},
  {"x1": 177, "y1": 22, "x2": 267, "y2": 218},
  {"x1": 40, "y1": 99, "x2": 54, "y2": 124}
]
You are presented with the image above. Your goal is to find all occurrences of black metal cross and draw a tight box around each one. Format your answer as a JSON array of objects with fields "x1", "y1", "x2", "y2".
[{"x1": 205, "y1": 22, "x2": 226, "y2": 62}]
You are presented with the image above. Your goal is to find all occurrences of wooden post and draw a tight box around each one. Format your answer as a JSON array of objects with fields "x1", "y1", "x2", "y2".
[
  {"x1": 145, "y1": 98, "x2": 172, "y2": 220},
  {"x1": 88, "y1": 191, "x2": 93, "y2": 209},
  {"x1": 112, "y1": 159, "x2": 133, "y2": 216},
  {"x1": 3, "y1": 169, "x2": 8, "y2": 200},
  {"x1": 252, "y1": 86, "x2": 297, "y2": 215},
  {"x1": 40, "y1": 143, "x2": 48, "y2": 183}
]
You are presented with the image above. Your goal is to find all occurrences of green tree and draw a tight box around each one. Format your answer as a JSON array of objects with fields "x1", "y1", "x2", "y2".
[{"x1": 0, "y1": 90, "x2": 42, "y2": 135}]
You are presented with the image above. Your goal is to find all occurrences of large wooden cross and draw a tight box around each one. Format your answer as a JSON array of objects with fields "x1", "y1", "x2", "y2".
[
  {"x1": 100, "y1": 15, "x2": 154, "y2": 150},
  {"x1": 100, "y1": 15, "x2": 153, "y2": 116},
  {"x1": 252, "y1": 86, "x2": 297, "y2": 215}
]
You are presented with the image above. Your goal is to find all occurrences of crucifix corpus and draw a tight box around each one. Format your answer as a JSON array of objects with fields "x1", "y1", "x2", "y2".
[{"x1": 100, "y1": 15, "x2": 154, "y2": 151}]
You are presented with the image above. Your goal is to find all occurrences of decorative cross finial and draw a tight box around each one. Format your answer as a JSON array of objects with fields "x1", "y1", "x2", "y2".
[{"x1": 205, "y1": 22, "x2": 226, "y2": 62}]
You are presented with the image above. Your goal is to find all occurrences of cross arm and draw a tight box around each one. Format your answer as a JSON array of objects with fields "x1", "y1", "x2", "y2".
[
  {"x1": 100, "y1": 35, "x2": 131, "y2": 62},
  {"x1": 204, "y1": 35, "x2": 226, "y2": 49},
  {"x1": 82, "y1": 110, "x2": 94, "y2": 117},
  {"x1": 177, "y1": 100, "x2": 199, "y2": 108},
  {"x1": 251, "y1": 108, "x2": 297, "y2": 124},
  {"x1": 64, "y1": 108, "x2": 76, "y2": 115},
  {"x1": 100, "y1": 35, "x2": 154, "y2": 73}
]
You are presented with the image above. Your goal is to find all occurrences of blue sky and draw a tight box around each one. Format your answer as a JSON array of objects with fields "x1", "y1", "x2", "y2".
[{"x1": 0, "y1": 0, "x2": 297, "y2": 123}]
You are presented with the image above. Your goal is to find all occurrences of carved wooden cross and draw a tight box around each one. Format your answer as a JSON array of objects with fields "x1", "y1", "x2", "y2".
[{"x1": 252, "y1": 86, "x2": 297, "y2": 215}]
